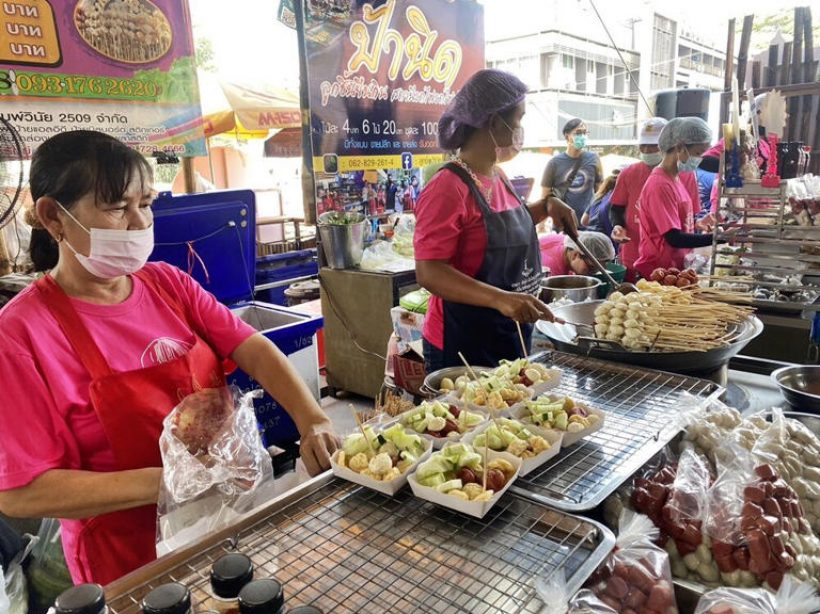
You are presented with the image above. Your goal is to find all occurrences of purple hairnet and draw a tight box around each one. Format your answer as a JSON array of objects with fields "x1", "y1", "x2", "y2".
[{"x1": 438, "y1": 69, "x2": 528, "y2": 150}]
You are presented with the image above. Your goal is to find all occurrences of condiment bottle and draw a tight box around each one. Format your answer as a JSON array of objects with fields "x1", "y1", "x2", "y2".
[
  {"x1": 141, "y1": 582, "x2": 192, "y2": 614},
  {"x1": 54, "y1": 584, "x2": 107, "y2": 614},
  {"x1": 238, "y1": 579, "x2": 285, "y2": 614},
  {"x1": 287, "y1": 607, "x2": 323, "y2": 614},
  {"x1": 206, "y1": 552, "x2": 254, "y2": 613}
]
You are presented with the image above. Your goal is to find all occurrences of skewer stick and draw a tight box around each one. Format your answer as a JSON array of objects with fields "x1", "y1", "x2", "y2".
[
  {"x1": 349, "y1": 404, "x2": 372, "y2": 454},
  {"x1": 482, "y1": 431, "x2": 489, "y2": 491},
  {"x1": 457, "y1": 351, "x2": 481, "y2": 381},
  {"x1": 515, "y1": 321, "x2": 528, "y2": 358}
]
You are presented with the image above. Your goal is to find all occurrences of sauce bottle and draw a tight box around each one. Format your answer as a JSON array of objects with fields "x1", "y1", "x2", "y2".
[
  {"x1": 141, "y1": 582, "x2": 192, "y2": 614},
  {"x1": 54, "y1": 584, "x2": 107, "y2": 614},
  {"x1": 207, "y1": 552, "x2": 254, "y2": 613},
  {"x1": 238, "y1": 579, "x2": 285, "y2": 614}
]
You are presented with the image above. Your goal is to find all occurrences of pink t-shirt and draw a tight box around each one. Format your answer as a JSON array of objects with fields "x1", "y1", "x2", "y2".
[
  {"x1": 0, "y1": 262, "x2": 255, "y2": 578},
  {"x1": 634, "y1": 168, "x2": 697, "y2": 278},
  {"x1": 610, "y1": 162, "x2": 653, "y2": 272},
  {"x1": 539, "y1": 234, "x2": 569, "y2": 276},
  {"x1": 414, "y1": 167, "x2": 522, "y2": 350}
]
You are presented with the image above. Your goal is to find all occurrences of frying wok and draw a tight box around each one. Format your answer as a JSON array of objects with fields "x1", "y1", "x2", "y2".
[{"x1": 537, "y1": 301, "x2": 764, "y2": 374}]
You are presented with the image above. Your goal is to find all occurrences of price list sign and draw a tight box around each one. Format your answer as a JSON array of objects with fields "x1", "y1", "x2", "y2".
[
  {"x1": 0, "y1": 0, "x2": 205, "y2": 156},
  {"x1": 303, "y1": 0, "x2": 484, "y2": 173}
]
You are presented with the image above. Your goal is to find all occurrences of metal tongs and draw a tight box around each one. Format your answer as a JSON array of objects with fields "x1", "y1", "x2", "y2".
[{"x1": 566, "y1": 228, "x2": 638, "y2": 296}]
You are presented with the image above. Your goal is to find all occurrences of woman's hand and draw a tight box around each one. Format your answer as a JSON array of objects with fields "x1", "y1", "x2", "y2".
[
  {"x1": 611, "y1": 225, "x2": 631, "y2": 243},
  {"x1": 299, "y1": 420, "x2": 341, "y2": 476},
  {"x1": 496, "y1": 291, "x2": 560, "y2": 324},
  {"x1": 546, "y1": 198, "x2": 578, "y2": 235}
]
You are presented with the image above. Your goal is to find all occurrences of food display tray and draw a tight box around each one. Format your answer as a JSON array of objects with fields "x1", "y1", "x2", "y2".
[
  {"x1": 510, "y1": 353, "x2": 722, "y2": 512},
  {"x1": 105, "y1": 475, "x2": 614, "y2": 614}
]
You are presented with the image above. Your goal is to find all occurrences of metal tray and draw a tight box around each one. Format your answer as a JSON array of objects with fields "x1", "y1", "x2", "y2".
[
  {"x1": 105, "y1": 475, "x2": 614, "y2": 614},
  {"x1": 536, "y1": 302, "x2": 764, "y2": 373},
  {"x1": 511, "y1": 353, "x2": 722, "y2": 512}
]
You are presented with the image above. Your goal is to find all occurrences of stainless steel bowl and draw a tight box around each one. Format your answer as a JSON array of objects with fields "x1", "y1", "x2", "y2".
[
  {"x1": 771, "y1": 365, "x2": 820, "y2": 414},
  {"x1": 540, "y1": 275, "x2": 602, "y2": 304},
  {"x1": 421, "y1": 366, "x2": 492, "y2": 398}
]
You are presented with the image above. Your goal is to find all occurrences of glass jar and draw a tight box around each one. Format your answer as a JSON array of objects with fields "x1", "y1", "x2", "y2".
[
  {"x1": 238, "y1": 579, "x2": 285, "y2": 614},
  {"x1": 204, "y1": 552, "x2": 254, "y2": 614},
  {"x1": 141, "y1": 582, "x2": 192, "y2": 614},
  {"x1": 54, "y1": 584, "x2": 107, "y2": 614}
]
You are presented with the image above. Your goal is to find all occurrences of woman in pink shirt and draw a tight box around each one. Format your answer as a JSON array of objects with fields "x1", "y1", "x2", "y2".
[
  {"x1": 414, "y1": 69, "x2": 577, "y2": 371},
  {"x1": 634, "y1": 118, "x2": 715, "y2": 278},
  {"x1": 0, "y1": 131, "x2": 339, "y2": 585},
  {"x1": 539, "y1": 231, "x2": 615, "y2": 277}
]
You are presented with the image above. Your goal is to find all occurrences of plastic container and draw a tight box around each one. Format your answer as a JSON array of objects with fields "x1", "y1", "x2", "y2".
[
  {"x1": 141, "y1": 583, "x2": 191, "y2": 614},
  {"x1": 238, "y1": 579, "x2": 285, "y2": 614},
  {"x1": 317, "y1": 211, "x2": 367, "y2": 269},
  {"x1": 206, "y1": 553, "x2": 254, "y2": 613},
  {"x1": 54, "y1": 584, "x2": 107, "y2": 614},
  {"x1": 283, "y1": 279, "x2": 320, "y2": 306},
  {"x1": 592, "y1": 262, "x2": 627, "y2": 297}
]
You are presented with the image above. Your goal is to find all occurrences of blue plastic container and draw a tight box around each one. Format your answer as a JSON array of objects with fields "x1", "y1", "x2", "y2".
[
  {"x1": 149, "y1": 190, "x2": 323, "y2": 448},
  {"x1": 255, "y1": 250, "x2": 318, "y2": 306}
]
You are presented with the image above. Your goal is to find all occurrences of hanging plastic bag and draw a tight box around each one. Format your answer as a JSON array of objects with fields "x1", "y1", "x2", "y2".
[
  {"x1": 537, "y1": 569, "x2": 617, "y2": 614},
  {"x1": 694, "y1": 574, "x2": 820, "y2": 614},
  {"x1": 582, "y1": 510, "x2": 677, "y2": 613},
  {"x1": 156, "y1": 387, "x2": 274, "y2": 555}
]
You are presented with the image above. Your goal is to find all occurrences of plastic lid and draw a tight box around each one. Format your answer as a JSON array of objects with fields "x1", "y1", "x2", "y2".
[
  {"x1": 287, "y1": 607, "x2": 323, "y2": 614},
  {"x1": 238, "y1": 579, "x2": 284, "y2": 614},
  {"x1": 141, "y1": 583, "x2": 191, "y2": 614},
  {"x1": 210, "y1": 553, "x2": 254, "y2": 598},
  {"x1": 55, "y1": 584, "x2": 106, "y2": 614}
]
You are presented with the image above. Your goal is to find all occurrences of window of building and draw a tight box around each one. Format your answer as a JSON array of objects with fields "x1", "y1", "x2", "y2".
[{"x1": 563, "y1": 54, "x2": 574, "y2": 69}]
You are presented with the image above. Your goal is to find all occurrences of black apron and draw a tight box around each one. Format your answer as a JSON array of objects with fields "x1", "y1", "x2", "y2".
[{"x1": 441, "y1": 162, "x2": 543, "y2": 367}]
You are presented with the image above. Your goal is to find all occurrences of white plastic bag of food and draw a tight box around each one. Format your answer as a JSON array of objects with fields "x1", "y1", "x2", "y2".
[
  {"x1": 582, "y1": 510, "x2": 677, "y2": 613},
  {"x1": 694, "y1": 574, "x2": 820, "y2": 614},
  {"x1": 156, "y1": 387, "x2": 274, "y2": 555}
]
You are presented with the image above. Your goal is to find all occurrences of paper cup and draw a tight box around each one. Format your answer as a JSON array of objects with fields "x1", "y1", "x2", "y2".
[
  {"x1": 330, "y1": 437, "x2": 433, "y2": 496},
  {"x1": 463, "y1": 422, "x2": 563, "y2": 477},
  {"x1": 407, "y1": 447, "x2": 522, "y2": 519}
]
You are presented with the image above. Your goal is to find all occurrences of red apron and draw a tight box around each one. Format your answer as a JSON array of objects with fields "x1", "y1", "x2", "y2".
[{"x1": 35, "y1": 268, "x2": 226, "y2": 585}]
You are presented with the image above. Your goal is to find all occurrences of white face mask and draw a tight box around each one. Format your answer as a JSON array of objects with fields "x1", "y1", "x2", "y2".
[
  {"x1": 640, "y1": 152, "x2": 663, "y2": 166},
  {"x1": 57, "y1": 202, "x2": 154, "y2": 279}
]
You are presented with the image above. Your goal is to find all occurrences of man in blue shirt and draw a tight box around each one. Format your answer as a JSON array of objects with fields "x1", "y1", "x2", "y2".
[{"x1": 540, "y1": 118, "x2": 603, "y2": 222}]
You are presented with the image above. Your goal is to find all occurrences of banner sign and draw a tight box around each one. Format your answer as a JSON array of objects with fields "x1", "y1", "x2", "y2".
[
  {"x1": 303, "y1": 0, "x2": 484, "y2": 172},
  {"x1": 0, "y1": 0, "x2": 205, "y2": 156}
]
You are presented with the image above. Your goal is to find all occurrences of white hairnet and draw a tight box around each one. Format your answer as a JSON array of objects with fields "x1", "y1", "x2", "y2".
[
  {"x1": 438, "y1": 69, "x2": 528, "y2": 150},
  {"x1": 565, "y1": 231, "x2": 616, "y2": 262},
  {"x1": 658, "y1": 117, "x2": 713, "y2": 152}
]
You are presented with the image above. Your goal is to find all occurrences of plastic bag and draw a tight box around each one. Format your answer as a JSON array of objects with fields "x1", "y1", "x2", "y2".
[
  {"x1": 582, "y1": 510, "x2": 677, "y2": 613},
  {"x1": 360, "y1": 240, "x2": 415, "y2": 272},
  {"x1": 26, "y1": 518, "x2": 72, "y2": 614},
  {"x1": 704, "y1": 443, "x2": 820, "y2": 590},
  {"x1": 156, "y1": 387, "x2": 274, "y2": 555},
  {"x1": 694, "y1": 574, "x2": 820, "y2": 614}
]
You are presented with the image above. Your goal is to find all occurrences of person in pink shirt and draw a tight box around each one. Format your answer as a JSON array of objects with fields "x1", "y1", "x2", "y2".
[
  {"x1": 634, "y1": 118, "x2": 715, "y2": 278},
  {"x1": 700, "y1": 92, "x2": 772, "y2": 174},
  {"x1": 414, "y1": 69, "x2": 577, "y2": 372},
  {"x1": 609, "y1": 117, "x2": 667, "y2": 280},
  {"x1": 539, "y1": 231, "x2": 615, "y2": 277},
  {"x1": 0, "y1": 131, "x2": 339, "y2": 585}
]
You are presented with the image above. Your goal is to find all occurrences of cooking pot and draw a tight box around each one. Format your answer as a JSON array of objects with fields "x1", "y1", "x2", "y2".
[{"x1": 539, "y1": 275, "x2": 602, "y2": 304}]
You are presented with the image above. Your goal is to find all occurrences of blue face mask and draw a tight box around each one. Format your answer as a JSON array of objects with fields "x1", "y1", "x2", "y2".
[
  {"x1": 573, "y1": 134, "x2": 587, "y2": 150},
  {"x1": 677, "y1": 150, "x2": 702, "y2": 173}
]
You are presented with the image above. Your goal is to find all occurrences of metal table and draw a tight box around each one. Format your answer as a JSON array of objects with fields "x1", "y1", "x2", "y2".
[
  {"x1": 512, "y1": 353, "x2": 723, "y2": 512},
  {"x1": 105, "y1": 476, "x2": 613, "y2": 614}
]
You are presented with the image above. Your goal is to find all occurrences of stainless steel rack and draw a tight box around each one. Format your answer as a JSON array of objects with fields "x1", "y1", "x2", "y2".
[
  {"x1": 106, "y1": 476, "x2": 614, "y2": 614},
  {"x1": 710, "y1": 179, "x2": 820, "y2": 313},
  {"x1": 511, "y1": 353, "x2": 722, "y2": 512}
]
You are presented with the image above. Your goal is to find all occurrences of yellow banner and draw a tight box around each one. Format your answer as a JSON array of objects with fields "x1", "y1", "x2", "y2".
[{"x1": 313, "y1": 153, "x2": 445, "y2": 173}]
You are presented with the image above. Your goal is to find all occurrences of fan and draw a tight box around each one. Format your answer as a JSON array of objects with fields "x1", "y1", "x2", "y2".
[{"x1": 0, "y1": 117, "x2": 25, "y2": 275}]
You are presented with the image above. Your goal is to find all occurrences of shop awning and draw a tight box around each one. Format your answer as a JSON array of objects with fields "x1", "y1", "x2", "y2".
[
  {"x1": 202, "y1": 81, "x2": 302, "y2": 138},
  {"x1": 263, "y1": 127, "x2": 302, "y2": 158}
]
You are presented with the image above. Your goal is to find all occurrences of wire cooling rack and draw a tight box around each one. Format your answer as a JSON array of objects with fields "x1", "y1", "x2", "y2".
[
  {"x1": 106, "y1": 477, "x2": 614, "y2": 614},
  {"x1": 510, "y1": 353, "x2": 722, "y2": 512}
]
